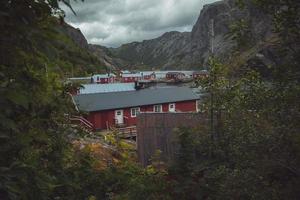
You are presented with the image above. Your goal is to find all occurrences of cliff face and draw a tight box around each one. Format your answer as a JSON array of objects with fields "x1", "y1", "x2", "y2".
[
  {"x1": 88, "y1": 44, "x2": 126, "y2": 70},
  {"x1": 60, "y1": 23, "x2": 89, "y2": 50},
  {"x1": 188, "y1": 0, "x2": 272, "y2": 67},
  {"x1": 109, "y1": 31, "x2": 191, "y2": 69},
  {"x1": 89, "y1": 0, "x2": 274, "y2": 70}
]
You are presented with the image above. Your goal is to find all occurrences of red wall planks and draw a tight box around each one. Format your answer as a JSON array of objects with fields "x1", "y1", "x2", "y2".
[{"x1": 88, "y1": 100, "x2": 198, "y2": 130}]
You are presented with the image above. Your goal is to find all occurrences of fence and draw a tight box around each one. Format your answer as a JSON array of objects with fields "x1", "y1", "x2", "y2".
[{"x1": 137, "y1": 113, "x2": 208, "y2": 167}]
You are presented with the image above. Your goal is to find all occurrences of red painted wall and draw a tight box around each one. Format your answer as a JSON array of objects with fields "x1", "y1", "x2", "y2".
[
  {"x1": 95, "y1": 77, "x2": 116, "y2": 84},
  {"x1": 88, "y1": 100, "x2": 197, "y2": 130},
  {"x1": 193, "y1": 73, "x2": 208, "y2": 79},
  {"x1": 143, "y1": 74, "x2": 156, "y2": 80},
  {"x1": 122, "y1": 77, "x2": 142, "y2": 83},
  {"x1": 166, "y1": 73, "x2": 185, "y2": 80}
]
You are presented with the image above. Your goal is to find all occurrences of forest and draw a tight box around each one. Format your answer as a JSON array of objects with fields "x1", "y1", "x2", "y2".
[{"x1": 0, "y1": 0, "x2": 299, "y2": 199}]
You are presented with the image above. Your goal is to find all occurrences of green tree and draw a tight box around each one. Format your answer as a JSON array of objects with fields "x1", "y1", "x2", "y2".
[{"x1": 169, "y1": 0, "x2": 300, "y2": 198}]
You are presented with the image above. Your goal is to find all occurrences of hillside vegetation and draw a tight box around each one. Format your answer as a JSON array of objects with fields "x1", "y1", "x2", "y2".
[{"x1": 42, "y1": 19, "x2": 107, "y2": 76}]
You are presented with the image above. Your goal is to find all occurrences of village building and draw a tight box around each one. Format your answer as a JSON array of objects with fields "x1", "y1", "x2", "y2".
[
  {"x1": 121, "y1": 70, "x2": 131, "y2": 74},
  {"x1": 121, "y1": 73, "x2": 142, "y2": 83},
  {"x1": 91, "y1": 74, "x2": 116, "y2": 84},
  {"x1": 78, "y1": 83, "x2": 135, "y2": 95},
  {"x1": 193, "y1": 70, "x2": 209, "y2": 79},
  {"x1": 73, "y1": 87, "x2": 200, "y2": 130},
  {"x1": 153, "y1": 71, "x2": 167, "y2": 80},
  {"x1": 166, "y1": 71, "x2": 186, "y2": 80},
  {"x1": 140, "y1": 71, "x2": 156, "y2": 80},
  {"x1": 67, "y1": 77, "x2": 92, "y2": 84}
]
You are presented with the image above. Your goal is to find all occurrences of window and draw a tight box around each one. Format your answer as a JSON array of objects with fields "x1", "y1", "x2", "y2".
[
  {"x1": 131, "y1": 107, "x2": 140, "y2": 117},
  {"x1": 169, "y1": 103, "x2": 175, "y2": 112},
  {"x1": 153, "y1": 105, "x2": 162, "y2": 113}
]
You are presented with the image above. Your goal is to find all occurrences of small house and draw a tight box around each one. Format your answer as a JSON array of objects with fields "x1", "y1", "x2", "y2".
[
  {"x1": 166, "y1": 72, "x2": 186, "y2": 80},
  {"x1": 91, "y1": 74, "x2": 116, "y2": 84},
  {"x1": 193, "y1": 70, "x2": 209, "y2": 79},
  {"x1": 121, "y1": 73, "x2": 142, "y2": 83},
  {"x1": 78, "y1": 83, "x2": 136, "y2": 95},
  {"x1": 73, "y1": 87, "x2": 200, "y2": 130},
  {"x1": 140, "y1": 71, "x2": 156, "y2": 80}
]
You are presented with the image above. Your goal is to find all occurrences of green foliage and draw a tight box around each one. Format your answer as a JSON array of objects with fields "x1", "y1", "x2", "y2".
[
  {"x1": 170, "y1": 1, "x2": 300, "y2": 196},
  {"x1": 1, "y1": 0, "x2": 170, "y2": 199},
  {"x1": 170, "y1": 53, "x2": 300, "y2": 198},
  {"x1": 235, "y1": 0, "x2": 246, "y2": 9},
  {"x1": 0, "y1": 1, "x2": 104, "y2": 199},
  {"x1": 228, "y1": 19, "x2": 252, "y2": 49}
]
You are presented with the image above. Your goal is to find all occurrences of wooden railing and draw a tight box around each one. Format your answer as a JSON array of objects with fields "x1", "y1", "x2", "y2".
[{"x1": 70, "y1": 116, "x2": 94, "y2": 131}]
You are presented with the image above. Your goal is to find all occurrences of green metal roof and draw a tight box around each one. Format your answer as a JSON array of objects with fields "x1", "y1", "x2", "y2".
[{"x1": 73, "y1": 86, "x2": 199, "y2": 112}]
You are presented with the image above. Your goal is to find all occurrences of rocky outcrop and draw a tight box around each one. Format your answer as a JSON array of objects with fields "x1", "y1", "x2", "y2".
[
  {"x1": 88, "y1": 44, "x2": 126, "y2": 70},
  {"x1": 108, "y1": 31, "x2": 191, "y2": 69},
  {"x1": 60, "y1": 22, "x2": 89, "y2": 49},
  {"x1": 188, "y1": 0, "x2": 272, "y2": 67}
]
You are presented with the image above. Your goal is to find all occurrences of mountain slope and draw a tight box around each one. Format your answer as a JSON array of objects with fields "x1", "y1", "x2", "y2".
[
  {"x1": 90, "y1": 0, "x2": 273, "y2": 70},
  {"x1": 32, "y1": 18, "x2": 107, "y2": 76},
  {"x1": 110, "y1": 31, "x2": 191, "y2": 70}
]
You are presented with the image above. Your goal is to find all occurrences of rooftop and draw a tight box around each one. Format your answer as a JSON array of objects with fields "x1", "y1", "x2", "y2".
[
  {"x1": 79, "y1": 83, "x2": 135, "y2": 94},
  {"x1": 122, "y1": 73, "x2": 142, "y2": 77},
  {"x1": 74, "y1": 86, "x2": 200, "y2": 112},
  {"x1": 92, "y1": 74, "x2": 116, "y2": 78}
]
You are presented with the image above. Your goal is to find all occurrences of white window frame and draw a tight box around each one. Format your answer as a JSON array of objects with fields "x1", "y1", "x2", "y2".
[
  {"x1": 168, "y1": 103, "x2": 176, "y2": 112},
  {"x1": 131, "y1": 107, "x2": 140, "y2": 117},
  {"x1": 153, "y1": 104, "x2": 162, "y2": 113}
]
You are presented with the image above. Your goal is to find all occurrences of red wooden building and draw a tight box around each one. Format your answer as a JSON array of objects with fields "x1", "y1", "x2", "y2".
[
  {"x1": 192, "y1": 70, "x2": 209, "y2": 79},
  {"x1": 91, "y1": 74, "x2": 116, "y2": 84},
  {"x1": 121, "y1": 73, "x2": 142, "y2": 83},
  {"x1": 166, "y1": 72, "x2": 186, "y2": 80},
  {"x1": 73, "y1": 87, "x2": 200, "y2": 130},
  {"x1": 141, "y1": 71, "x2": 156, "y2": 80}
]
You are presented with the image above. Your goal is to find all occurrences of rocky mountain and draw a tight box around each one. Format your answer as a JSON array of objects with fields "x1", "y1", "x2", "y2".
[
  {"x1": 89, "y1": 0, "x2": 274, "y2": 71},
  {"x1": 108, "y1": 31, "x2": 191, "y2": 70},
  {"x1": 88, "y1": 44, "x2": 126, "y2": 70}
]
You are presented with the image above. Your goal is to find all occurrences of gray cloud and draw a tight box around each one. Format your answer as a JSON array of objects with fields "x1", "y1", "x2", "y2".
[{"x1": 61, "y1": 0, "x2": 217, "y2": 47}]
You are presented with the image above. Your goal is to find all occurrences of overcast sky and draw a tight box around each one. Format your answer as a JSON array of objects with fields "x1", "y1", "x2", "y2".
[{"x1": 61, "y1": 0, "x2": 217, "y2": 47}]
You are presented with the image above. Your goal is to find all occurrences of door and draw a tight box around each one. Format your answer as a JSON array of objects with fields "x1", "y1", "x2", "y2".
[
  {"x1": 169, "y1": 103, "x2": 175, "y2": 112},
  {"x1": 115, "y1": 110, "x2": 124, "y2": 125}
]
